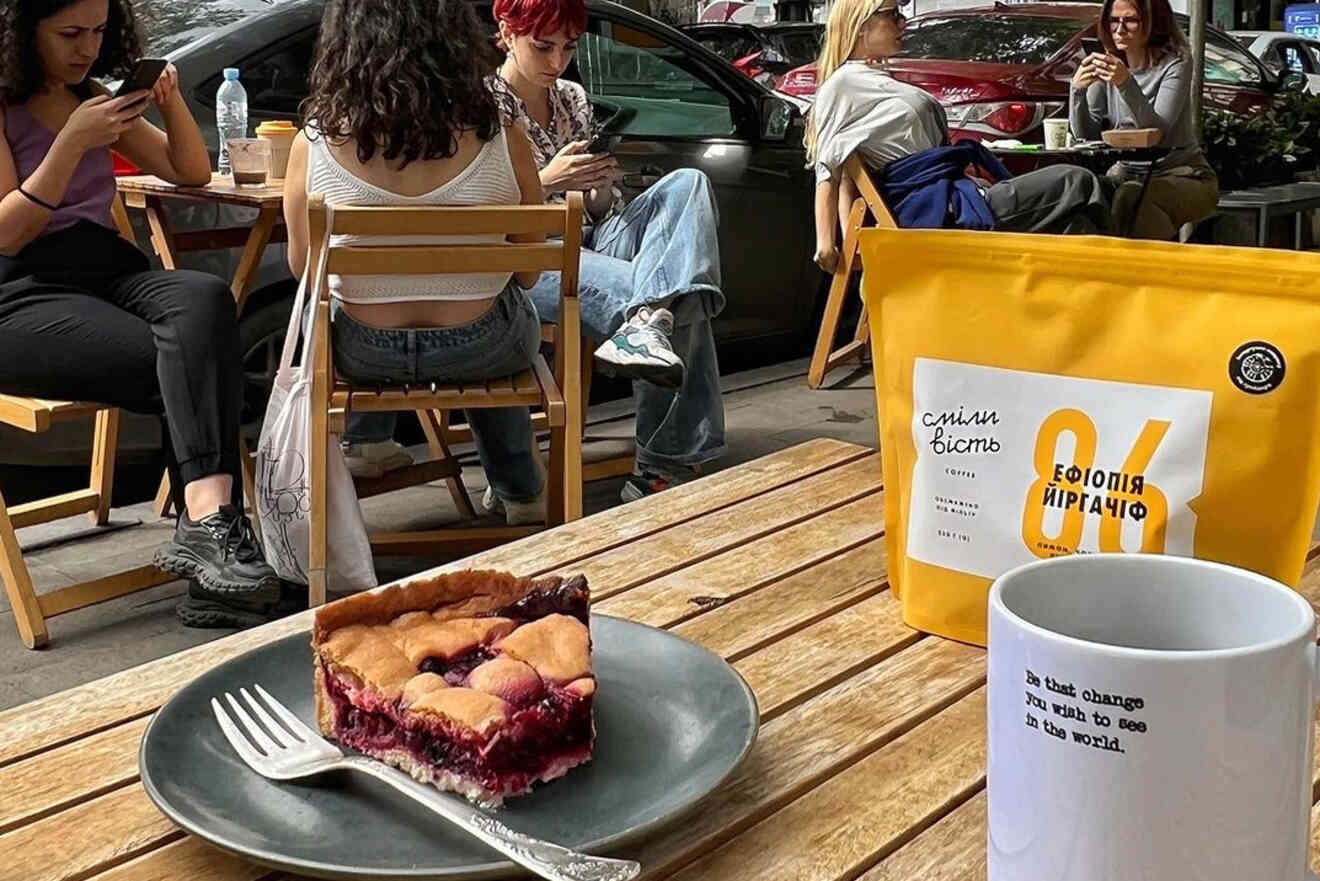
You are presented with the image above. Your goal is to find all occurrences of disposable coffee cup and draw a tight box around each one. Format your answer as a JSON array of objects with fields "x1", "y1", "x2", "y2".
[
  {"x1": 987, "y1": 553, "x2": 1319, "y2": 881},
  {"x1": 255, "y1": 120, "x2": 296, "y2": 184},
  {"x1": 1043, "y1": 118, "x2": 1069, "y2": 150},
  {"x1": 226, "y1": 138, "x2": 270, "y2": 187}
]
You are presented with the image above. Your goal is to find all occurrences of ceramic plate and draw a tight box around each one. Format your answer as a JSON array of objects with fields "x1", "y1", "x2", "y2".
[{"x1": 139, "y1": 615, "x2": 758, "y2": 879}]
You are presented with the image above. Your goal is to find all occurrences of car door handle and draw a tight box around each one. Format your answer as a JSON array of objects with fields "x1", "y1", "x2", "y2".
[{"x1": 623, "y1": 165, "x2": 664, "y2": 188}]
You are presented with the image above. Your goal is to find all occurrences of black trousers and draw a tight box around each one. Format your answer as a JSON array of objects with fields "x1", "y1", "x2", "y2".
[
  {"x1": 0, "y1": 221, "x2": 243, "y2": 499},
  {"x1": 986, "y1": 165, "x2": 1112, "y2": 235}
]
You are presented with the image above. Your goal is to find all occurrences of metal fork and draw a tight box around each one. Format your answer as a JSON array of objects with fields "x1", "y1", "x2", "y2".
[{"x1": 211, "y1": 684, "x2": 641, "y2": 881}]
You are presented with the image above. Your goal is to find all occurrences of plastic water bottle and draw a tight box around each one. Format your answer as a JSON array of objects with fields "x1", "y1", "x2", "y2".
[{"x1": 215, "y1": 68, "x2": 248, "y2": 176}]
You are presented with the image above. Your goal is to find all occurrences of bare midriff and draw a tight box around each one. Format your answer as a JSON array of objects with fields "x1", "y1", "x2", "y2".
[{"x1": 339, "y1": 296, "x2": 499, "y2": 329}]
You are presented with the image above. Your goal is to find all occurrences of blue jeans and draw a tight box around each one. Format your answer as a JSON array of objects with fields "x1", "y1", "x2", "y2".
[
  {"x1": 336, "y1": 284, "x2": 543, "y2": 503},
  {"x1": 527, "y1": 168, "x2": 727, "y2": 471}
]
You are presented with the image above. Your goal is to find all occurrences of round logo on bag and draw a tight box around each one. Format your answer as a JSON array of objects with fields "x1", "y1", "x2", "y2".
[{"x1": 1229, "y1": 341, "x2": 1285, "y2": 395}]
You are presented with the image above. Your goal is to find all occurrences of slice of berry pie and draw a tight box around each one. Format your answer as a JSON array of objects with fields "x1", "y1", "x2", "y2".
[{"x1": 312, "y1": 569, "x2": 594, "y2": 806}]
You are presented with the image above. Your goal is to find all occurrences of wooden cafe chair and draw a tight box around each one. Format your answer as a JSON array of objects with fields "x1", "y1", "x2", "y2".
[
  {"x1": 0, "y1": 194, "x2": 176, "y2": 649},
  {"x1": 305, "y1": 193, "x2": 586, "y2": 607},
  {"x1": 807, "y1": 154, "x2": 898, "y2": 390}
]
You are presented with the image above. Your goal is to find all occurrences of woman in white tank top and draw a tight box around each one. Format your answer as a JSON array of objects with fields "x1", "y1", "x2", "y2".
[{"x1": 282, "y1": 0, "x2": 548, "y2": 524}]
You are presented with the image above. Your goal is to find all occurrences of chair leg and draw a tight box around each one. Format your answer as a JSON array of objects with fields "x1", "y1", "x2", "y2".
[
  {"x1": 417, "y1": 410, "x2": 477, "y2": 519},
  {"x1": 808, "y1": 198, "x2": 868, "y2": 390},
  {"x1": 309, "y1": 305, "x2": 331, "y2": 609},
  {"x1": 0, "y1": 485, "x2": 49, "y2": 649},
  {"x1": 88, "y1": 408, "x2": 120, "y2": 526}
]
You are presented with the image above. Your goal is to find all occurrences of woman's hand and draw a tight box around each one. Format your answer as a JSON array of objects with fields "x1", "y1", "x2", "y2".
[
  {"x1": 57, "y1": 93, "x2": 149, "y2": 152},
  {"x1": 540, "y1": 140, "x2": 618, "y2": 193},
  {"x1": 1093, "y1": 53, "x2": 1130, "y2": 86},
  {"x1": 150, "y1": 62, "x2": 182, "y2": 107},
  {"x1": 1072, "y1": 53, "x2": 1105, "y2": 88},
  {"x1": 814, "y1": 243, "x2": 840, "y2": 273}
]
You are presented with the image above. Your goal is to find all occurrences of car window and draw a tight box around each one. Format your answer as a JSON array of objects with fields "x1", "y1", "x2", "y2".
[
  {"x1": 769, "y1": 29, "x2": 823, "y2": 65},
  {"x1": 692, "y1": 30, "x2": 762, "y2": 62},
  {"x1": 237, "y1": 28, "x2": 316, "y2": 116},
  {"x1": 1204, "y1": 33, "x2": 1265, "y2": 86},
  {"x1": 897, "y1": 15, "x2": 1083, "y2": 65},
  {"x1": 136, "y1": 0, "x2": 283, "y2": 57},
  {"x1": 1309, "y1": 43, "x2": 1320, "y2": 69},
  {"x1": 576, "y1": 22, "x2": 735, "y2": 138},
  {"x1": 1280, "y1": 41, "x2": 1308, "y2": 73},
  {"x1": 1258, "y1": 44, "x2": 1286, "y2": 76}
]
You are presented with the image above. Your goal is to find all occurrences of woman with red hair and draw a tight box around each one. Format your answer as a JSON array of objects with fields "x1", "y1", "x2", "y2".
[{"x1": 490, "y1": 0, "x2": 726, "y2": 503}]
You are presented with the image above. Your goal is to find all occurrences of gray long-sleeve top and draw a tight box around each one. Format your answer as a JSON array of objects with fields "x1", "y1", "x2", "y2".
[{"x1": 1068, "y1": 52, "x2": 1206, "y2": 172}]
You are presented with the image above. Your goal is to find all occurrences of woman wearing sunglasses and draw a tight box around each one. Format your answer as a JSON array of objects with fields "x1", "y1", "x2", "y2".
[
  {"x1": 1069, "y1": 0, "x2": 1218, "y2": 239},
  {"x1": 808, "y1": 0, "x2": 1109, "y2": 271}
]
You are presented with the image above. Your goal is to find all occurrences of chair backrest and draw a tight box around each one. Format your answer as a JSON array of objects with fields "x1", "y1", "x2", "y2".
[
  {"x1": 306, "y1": 192, "x2": 584, "y2": 305},
  {"x1": 844, "y1": 155, "x2": 898, "y2": 230}
]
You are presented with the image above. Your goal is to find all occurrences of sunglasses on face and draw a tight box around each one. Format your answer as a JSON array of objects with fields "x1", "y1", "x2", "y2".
[
  {"x1": 1107, "y1": 15, "x2": 1143, "y2": 30},
  {"x1": 870, "y1": 7, "x2": 907, "y2": 24}
]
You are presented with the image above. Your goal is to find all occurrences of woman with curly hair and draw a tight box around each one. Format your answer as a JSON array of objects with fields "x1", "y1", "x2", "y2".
[
  {"x1": 282, "y1": 0, "x2": 549, "y2": 524},
  {"x1": 0, "y1": 0, "x2": 282, "y2": 624},
  {"x1": 490, "y1": 0, "x2": 727, "y2": 502}
]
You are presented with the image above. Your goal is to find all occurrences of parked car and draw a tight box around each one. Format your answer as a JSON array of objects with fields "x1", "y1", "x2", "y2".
[
  {"x1": 680, "y1": 21, "x2": 823, "y2": 88},
  {"x1": 1233, "y1": 30, "x2": 1320, "y2": 92},
  {"x1": 777, "y1": 4, "x2": 1286, "y2": 144}
]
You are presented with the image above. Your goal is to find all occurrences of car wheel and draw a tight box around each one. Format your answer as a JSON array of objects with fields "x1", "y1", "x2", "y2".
[{"x1": 238, "y1": 292, "x2": 295, "y2": 442}]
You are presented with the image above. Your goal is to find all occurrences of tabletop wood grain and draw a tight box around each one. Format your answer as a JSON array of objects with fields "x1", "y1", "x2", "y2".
[{"x1": 3, "y1": 436, "x2": 1317, "y2": 881}]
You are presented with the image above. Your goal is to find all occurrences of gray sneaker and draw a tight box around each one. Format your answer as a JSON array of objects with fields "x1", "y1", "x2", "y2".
[{"x1": 594, "y1": 307, "x2": 685, "y2": 388}]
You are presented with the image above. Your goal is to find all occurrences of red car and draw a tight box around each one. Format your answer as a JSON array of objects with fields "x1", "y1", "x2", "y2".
[{"x1": 777, "y1": 4, "x2": 1279, "y2": 142}]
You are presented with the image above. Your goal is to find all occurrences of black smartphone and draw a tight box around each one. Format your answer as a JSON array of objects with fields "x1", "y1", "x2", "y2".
[
  {"x1": 114, "y1": 58, "x2": 168, "y2": 100},
  {"x1": 586, "y1": 131, "x2": 621, "y2": 155},
  {"x1": 1080, "y1": 36, "x2": 1105, "y2": 56}
]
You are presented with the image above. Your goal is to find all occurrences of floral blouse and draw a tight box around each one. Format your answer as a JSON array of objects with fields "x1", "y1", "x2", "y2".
[{"x1": 487, "y1": 74, "x2": 624, "y2": 217}]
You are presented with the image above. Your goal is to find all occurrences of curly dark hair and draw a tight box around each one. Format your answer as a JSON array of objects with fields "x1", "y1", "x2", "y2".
[
  {"x1": 302, "y1": 0, "x2": 503, "y2": 167},
  {"x1": 0, "y1": 0, "x2": 142, "y2": 105}
]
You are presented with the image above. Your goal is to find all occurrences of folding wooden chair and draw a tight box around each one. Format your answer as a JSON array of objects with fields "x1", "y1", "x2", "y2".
[
  {"x1": 807, "y1": 155, "x2": 898, "y2": 390},
  {"x1": 306, "y1": 193, "x2": 585, "y2": 607}
]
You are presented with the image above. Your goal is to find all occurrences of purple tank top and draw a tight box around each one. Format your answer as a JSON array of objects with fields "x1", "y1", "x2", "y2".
[{"x1": 4, "y1": 103, "x2": 114, "y2": 233}]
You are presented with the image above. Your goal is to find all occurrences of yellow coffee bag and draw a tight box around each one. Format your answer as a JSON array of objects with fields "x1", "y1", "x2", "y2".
[{"x1": 861, "y1": 228, "x2": 1320, "y2": 646}]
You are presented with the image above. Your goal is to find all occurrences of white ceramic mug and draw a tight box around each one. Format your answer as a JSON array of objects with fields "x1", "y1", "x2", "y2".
[
  {"x1": 987, "y1": 553, "x2": 1319, "y2": 881},
  {"x1": 1042, "y1": 117, "x2": 1070, "y2": 150}
]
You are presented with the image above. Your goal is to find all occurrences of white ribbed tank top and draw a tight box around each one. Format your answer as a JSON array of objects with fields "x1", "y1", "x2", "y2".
[{"x1": 305, "y1": 123, "x2": 522, "y2": 303}]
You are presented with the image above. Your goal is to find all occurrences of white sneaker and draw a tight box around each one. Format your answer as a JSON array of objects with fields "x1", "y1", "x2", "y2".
[
  {"x1": 480, "y1": 455, "x2": 548, "y2": 525},
  {"x1": 594, "y1": 306, "x2": 685, "y2": 389},
  {"x1": 342, "y1": 440, "x2": 413, "y2": 480}
]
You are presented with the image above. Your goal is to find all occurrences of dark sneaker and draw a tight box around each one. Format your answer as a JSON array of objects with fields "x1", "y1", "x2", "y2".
[
  {"x1": 620, "y1": 465, "x2": 700, "y2": 503},
  {"x1": 176, "y1": 579, "x2": 308, "y2": 629},
  {"x1": 594, "y1": 307, "x2": 685, "y2": 388},
  {"x1": 154, "y1": 505, "x2": 280, "y2": 594}
]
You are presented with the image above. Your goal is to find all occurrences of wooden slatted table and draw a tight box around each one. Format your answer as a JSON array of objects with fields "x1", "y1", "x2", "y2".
[{"x1": 3, "y1": 436, "x2": 1318, "y2": 881}]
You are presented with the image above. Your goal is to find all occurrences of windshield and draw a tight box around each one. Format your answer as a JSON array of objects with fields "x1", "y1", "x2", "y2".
[
  {"x1": 135, "y1": 0, "x2": 280, "y2": 56},
  {"x1": 768, "y1": 29, "x2": 823, "y2": 65},
  {"x1": 898, "y1": 15, "x2": 1083, "y2": 65}
]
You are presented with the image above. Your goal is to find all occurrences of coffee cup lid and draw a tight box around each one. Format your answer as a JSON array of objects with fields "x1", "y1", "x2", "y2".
[{"x1": 256, "y1": 120, "x2": 297, "y2": 134}]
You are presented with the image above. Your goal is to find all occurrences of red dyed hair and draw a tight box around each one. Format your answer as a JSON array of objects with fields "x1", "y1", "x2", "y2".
[{"x1": 493, "y1": 0, "x2": 587, "y2": 38}]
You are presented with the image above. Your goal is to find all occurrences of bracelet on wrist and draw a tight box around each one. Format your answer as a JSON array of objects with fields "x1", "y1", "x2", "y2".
[{"x1": 17, "y1": 186, "x2": 57, "y2": 211}]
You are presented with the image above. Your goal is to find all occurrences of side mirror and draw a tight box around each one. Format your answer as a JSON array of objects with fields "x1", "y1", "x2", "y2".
[
  {"x1": 1281, "y1": 71, "x2": 1308, "y2": 92},
  {"x1": 761, "y1": 95, "x2": 795, "y2": 141}
]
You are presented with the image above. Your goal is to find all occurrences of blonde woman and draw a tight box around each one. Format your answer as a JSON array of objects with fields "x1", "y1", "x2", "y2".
[
  {"x1": 807, "y1": 0, "x2": 1110, "y2": 270},
  {"x1": 1070, "y1": 0, "x2": 1217, "y2": 239}
]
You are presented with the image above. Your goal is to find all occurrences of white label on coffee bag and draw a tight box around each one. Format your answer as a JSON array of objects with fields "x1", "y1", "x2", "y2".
[{"x1": 907, "y1": 358, "x2": 1212, "y2": 579}]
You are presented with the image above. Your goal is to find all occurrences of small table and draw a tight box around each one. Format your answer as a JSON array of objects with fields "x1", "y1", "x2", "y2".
[
  {"x1": 116, "y1": 173, "x2": 288, "y2": 515},
  {"x1": 1215, "y1": 182, "x2": 1320, "y2": 248},
  {"x1": 4, "y1": 437, "x2": 1320, "y2": 879},
  {"x1": 116, "y1": 173, "x2": 287, "y2": 314}
]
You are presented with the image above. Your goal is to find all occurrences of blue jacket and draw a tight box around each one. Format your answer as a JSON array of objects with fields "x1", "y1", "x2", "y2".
[{"x1": 878, "y1": 141, "x2": 1012, "y2": 230}]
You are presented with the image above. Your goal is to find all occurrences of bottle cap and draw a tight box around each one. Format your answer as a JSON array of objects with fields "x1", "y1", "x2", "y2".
[{"x1": 223, "y1": 68, "x2": 240, "y2": 80}]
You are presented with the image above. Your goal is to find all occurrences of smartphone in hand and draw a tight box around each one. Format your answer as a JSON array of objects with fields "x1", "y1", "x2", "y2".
[
  {"x1": 586, "y1": 130, "x2": 621, "y2": 155},
  {"x1": 1080, "y1": 36, "x2": 1105, "y2": 56},
  {"x1": 114, "y1": 57, "x2": 168, "y2": 114}
]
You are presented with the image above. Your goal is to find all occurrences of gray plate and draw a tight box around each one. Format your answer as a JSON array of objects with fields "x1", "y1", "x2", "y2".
[{"x1": 139, "y1": 615, "x2": 758, "y2": 879}]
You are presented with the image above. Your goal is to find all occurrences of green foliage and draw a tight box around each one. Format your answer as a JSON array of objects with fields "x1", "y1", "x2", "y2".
[{"x1": 1200, "y1": 89, "x2": 1320, "y2": 190}]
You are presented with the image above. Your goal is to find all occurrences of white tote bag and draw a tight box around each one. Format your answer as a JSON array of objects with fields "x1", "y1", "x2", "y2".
[{"x1": 254, "y1": 262, "x2": 376, "y2": 593}]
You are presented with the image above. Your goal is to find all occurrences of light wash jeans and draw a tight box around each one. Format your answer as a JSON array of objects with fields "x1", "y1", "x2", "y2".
[
  {"x1": 336, "y1": 284, "x2": 543, "y2": 503},
  {"x1": 527, "y1": 168, "x2": 727, "y2": 471}
]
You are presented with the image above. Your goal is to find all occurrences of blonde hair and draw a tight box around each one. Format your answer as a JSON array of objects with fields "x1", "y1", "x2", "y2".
[{"x1": 804, "y1": 0, "x2": 891, "y2": 162}]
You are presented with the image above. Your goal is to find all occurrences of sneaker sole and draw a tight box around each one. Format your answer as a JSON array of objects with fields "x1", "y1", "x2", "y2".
[
  {"x1": 153, "y1": 545, "x2": 281, "y2": 595},
  {"x1": 594, "y1": 355, "x2": 684, "y2": 389},
  {"x1": 176, "y1": 596, "x2": 273, "y2": 629}
]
